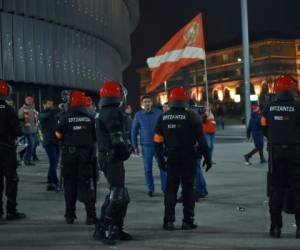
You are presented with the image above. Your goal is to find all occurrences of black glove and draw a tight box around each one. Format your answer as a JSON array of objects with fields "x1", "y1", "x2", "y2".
[
  {"x1": 158, "y1": 157, "x2": 167, "y2": 171},
  {"x1": 202, "y1": 159, "x2": 212, "y2": 172}
]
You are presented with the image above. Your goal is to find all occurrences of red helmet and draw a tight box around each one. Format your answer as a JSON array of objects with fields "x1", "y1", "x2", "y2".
[
  {"x1": 168, "y1": 86, "x2": 189, "y2": 108},
  {"x1": 85, "y1": 96, "x2": 93, "y2": 107},
  {"x1": 274, "y1": 75, "x2": 298, "y2": 94},
  {"x1": 99, "y1": 81, "x2": 123, "y2": 107},
  {"x1": 0, "y1": 80, "x2": 10, "y2": 99},
  {"x1": 70, "y1": 90, "x2": 86, "y2": 108}
]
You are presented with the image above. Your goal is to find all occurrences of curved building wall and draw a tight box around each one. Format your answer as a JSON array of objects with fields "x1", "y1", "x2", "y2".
[{"x1": 0, "y1": 0, "x2": 139, "y2": 91}]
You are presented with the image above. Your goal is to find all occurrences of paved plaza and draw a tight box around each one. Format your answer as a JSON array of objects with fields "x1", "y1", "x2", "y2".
[{"x1": 1, "y1": 140, "x2": 299, "y2": 250}]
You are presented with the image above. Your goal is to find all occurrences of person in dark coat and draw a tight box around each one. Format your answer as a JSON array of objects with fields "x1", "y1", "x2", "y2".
[
  {"x1": 39, "y1": 98, "x2": 61, "y2": 191},
  {"x1": 244, "y1": 105, "x2": 266, "y2": 165}
]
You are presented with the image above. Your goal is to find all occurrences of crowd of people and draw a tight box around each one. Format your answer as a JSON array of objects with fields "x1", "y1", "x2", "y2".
[{"x1": 0, "y1": 74, "x2": 300, "y2": 246}]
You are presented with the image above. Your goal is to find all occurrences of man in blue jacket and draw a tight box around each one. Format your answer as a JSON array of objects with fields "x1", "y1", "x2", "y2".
[{"x1": 131, "y1": 95, "x2": 167, "y2": 197}]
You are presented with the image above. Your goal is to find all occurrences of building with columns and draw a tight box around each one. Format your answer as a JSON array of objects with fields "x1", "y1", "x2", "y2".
[{"x1": 137, "y1": 38, "x2": 300, "y2": 115}]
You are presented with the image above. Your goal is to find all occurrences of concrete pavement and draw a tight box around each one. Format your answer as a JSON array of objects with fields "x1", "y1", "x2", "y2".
[{"x1": 0, "y1": 142, "x2": 299, "y2": 250}]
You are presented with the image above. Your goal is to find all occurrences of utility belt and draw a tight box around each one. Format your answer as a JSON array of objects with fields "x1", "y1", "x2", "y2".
[
  {"x1": 62, "y1": 145, "x2": 93, "y2": 154},
  {"x1": 165, "y1": 147, "x2": 197, "y2": 156}
]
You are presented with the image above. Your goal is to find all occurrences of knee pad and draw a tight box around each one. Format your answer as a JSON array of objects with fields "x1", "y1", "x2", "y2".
[{"x1": 109, "y1": 187, "x2": 130, "y2": 205}]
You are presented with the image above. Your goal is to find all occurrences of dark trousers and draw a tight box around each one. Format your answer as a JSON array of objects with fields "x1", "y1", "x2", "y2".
[
  {"x1": 0, "y1": 147, "x2": 18, "y2": 215},
  {"x1": 246, "y1": 148, "x2": 265, "y2": 161},
  {"x1": 61, "y1": 146, "x2": 95, "y2": 218},
  {"x1": 44, "y1": 143, "x2": 60, "y2": 186},
  {"x1": 99, "y1": 162, "x2": 128, "y2": 228},
  {"x1": 269, "y1": 146, "x2": 300, "y2": 228},
  {"x1": 164, "y1": 151, "x2": 196, "y2": 223}
]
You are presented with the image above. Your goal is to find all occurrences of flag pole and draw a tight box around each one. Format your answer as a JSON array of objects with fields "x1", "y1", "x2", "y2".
[
  {"x1": 241, "y1": 0, "x2": 251, "y2": 127},
  {"x1": 203, "y1": 56, "x2": 209, "y2": 108}
]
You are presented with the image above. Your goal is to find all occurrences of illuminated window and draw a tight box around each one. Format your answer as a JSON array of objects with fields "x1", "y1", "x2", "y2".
[{"x1": 222, "y1": 54, "x2": 229, "y2": 62}]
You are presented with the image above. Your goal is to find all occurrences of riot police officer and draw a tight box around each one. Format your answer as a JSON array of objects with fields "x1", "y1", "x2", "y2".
[
  {"x1": 93, "y1": 81, "x2": 132, "y2": 245},
  {"x1": 261, "y1": 75, "x2": 300, "y2": 238},
  {"x1": 55, "y1": 90, "x2": 97, "y2": 225},
  {"x1": 153, "y1": 86, "x2": 212, "y2": 230},
  {"x1": 0, "y1": 80, "x2": 26, "y2": 220}
]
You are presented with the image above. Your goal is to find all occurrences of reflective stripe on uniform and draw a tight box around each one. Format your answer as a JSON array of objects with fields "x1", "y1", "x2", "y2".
[
  {"x1": 153, "y1": 133, "x2": 164, "y2": 143},
  {"x1": 261, "y1": 116, "x2": 267, "y2": 126},
  {"x1": 55, "y1": 131, "x2": 63, "y2": 140}
]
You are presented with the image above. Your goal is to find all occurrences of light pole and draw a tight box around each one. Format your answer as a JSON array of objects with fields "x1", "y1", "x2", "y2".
[{"x1": 241, "y1": 0, "x2": 251, "y2": 126}]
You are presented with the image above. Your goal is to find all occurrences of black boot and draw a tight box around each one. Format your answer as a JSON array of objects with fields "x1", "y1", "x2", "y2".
[
  {"x1": 65, "y1": 217, "x2": 75, "y2": 224},
  {"x1": 33, "y1": 155, "x2": 39, "y2": 161},
  {"x1": 64, "y1": 212, "x2": 76, "y2": 224},
  {"x1": 94, "y1": 222, "x2": 105, "y2": 241},
  {"x1": 101, "y1": 225, "x2": 119, "y2": 245},
  {"x1": 6, "y1": 211, "x2": 26, "y2": 220},
  {"x1": 182, "y1": 221, "x2": 198, "y2": 230},
  {"x1": 269, "y1": 226, "x2": 281, "y2": 238},
  {"x1": 85, "y1": 203, "x2": 97, "y2": 225},
  {"x1": 163, "y1": 221, "x2": 175, "y2": 231},
  {"x1": 118, "y1": 229, "x2": 133, "y2": 241},
  {"x1": 296, "y1": 228, "x2": 300, "y2": 239}
]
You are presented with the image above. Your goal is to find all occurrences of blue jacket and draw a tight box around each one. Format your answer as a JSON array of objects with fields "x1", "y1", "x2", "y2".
[
  {"x1": 247, "y1": 112, "x2": 264, "y2": 150},
  {"x1": 131, "y1": 108, "x2": 162, "y2": 148}
]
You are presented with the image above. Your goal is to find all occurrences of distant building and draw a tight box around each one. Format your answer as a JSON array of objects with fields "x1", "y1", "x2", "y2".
[
  {"x1": 0, "y1": 0, "x2": 139, "y2": 110},
  {"x1": 137, "y1": 38, "x2": 300, "y2": 115}
]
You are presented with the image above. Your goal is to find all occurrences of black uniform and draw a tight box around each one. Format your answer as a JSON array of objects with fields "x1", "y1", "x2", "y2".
[
  {"x1": 56, "y1": 107, "x2": 96, "y2": 222},
  {"x1": 261, "y1": 94, "x2": 300, "y2": 232},
  {"x1": 154, "y1": 108, "x2": 210, "y2": 226},
  {"x1": 0, "y1": 100, "x2": 22, "y2": 218},
  {"x1": 94, "y1": 105, "x2": 131, "y2": 243}
]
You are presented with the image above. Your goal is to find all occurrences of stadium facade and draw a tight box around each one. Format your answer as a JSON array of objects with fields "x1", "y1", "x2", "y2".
[{"x1": 0, "y1": 0, "x2": 139, "y2": 109}]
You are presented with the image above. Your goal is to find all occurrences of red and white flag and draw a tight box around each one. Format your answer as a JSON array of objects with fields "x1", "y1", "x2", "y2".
[{"x1": 146, "y1": 13, "x2": 206, "y2": 93}]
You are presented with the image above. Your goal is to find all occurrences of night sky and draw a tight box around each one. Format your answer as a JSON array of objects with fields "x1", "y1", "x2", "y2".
[{"x1": 123, "y1": 0, "x2": 300, "y2": 109}]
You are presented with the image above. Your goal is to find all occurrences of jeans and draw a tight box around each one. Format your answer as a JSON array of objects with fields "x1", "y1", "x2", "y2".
[
  {"x1": 141, "y1": 145, "x2": 167, "y2": 192},
  {"x1": 204, "y1": 133, "x2": 215, "y2": 161},
  {"x1": 216, "y1": 117, "x2": 224, "y2": 130},
  {"x1": 195, "y1": 159, "x2": 208, "y2": 197},
  {"x1": 33, "y1": 134, "x2": 39, "y2": 158},
  {"x1": 44, "y1": 143, "x2": 60, "y2": 186},
  {"x1": 24, "y1": 134, "x2": 35, "y2": 161}
]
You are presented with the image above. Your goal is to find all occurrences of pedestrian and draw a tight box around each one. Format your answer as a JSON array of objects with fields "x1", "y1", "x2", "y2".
[
  {"x1": 55, "y1": 90, "x2": 97, "y2": 225},
  {"x1": 39, "y1": 98, "x2": 61, "y2": 191},
  {"x1": 244, "y1": 105, "x2": 266, "y2": 165},
  {"x1": 0, "y1": 80, "x2": 26, "y2": 220},
  {"x1": 215, "y1": 104, "x2": 225, "y2": 130},
  {"x1": 259, "y1": 83, "x2": 271, "y2": 111},
  {"x1": 94, "y1": 81, "x2": 132, "y2": 245},
  {"x1": 261, "y1": 75, "x2": 300, "y2": 238},
  {"x1": 18, "y1": 96, "x2": 39, "y2": 166},
  {"x1": 154, "y1": 86, "x2": 212, "y2": 231},
  {"x1": 162, "y1": 102, "x2": 169, "y2": 113},
  {"x1": 125, "y1": 105, "x2": 133, "y2": 140},
  {"x1": 200, "y1": 106, "x2": 217, "y2": 164},
  {"x1": 131, "y1": 95, "x2": 167, "y2": 197}
]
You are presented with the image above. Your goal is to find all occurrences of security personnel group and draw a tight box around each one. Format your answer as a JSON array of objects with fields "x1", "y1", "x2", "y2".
[{"x1": 0, "y1": 75, "x2": 299, "y2": 245}]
